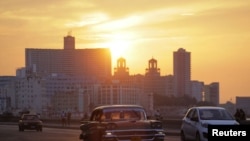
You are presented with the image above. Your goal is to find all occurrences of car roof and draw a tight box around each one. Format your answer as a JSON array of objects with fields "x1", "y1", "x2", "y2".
[
  {"x1": 191, "y1": 106, "x2": 225, "y2": 110},
  {"x1": 93, "y1": 105, "x2": 144, "y2": 111}
]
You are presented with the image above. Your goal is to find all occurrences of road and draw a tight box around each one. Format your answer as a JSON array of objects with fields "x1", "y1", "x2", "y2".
[{"x1": 0, "y1": 124, "x2": 180, "y2": 141}]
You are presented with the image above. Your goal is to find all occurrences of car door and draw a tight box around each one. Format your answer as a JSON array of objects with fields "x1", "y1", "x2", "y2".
[
  {"x1": 182, "y1": 109, "x2": 194, "y2": 139},
  {"x1": 88, "y1": 109, "x2": 103, "y2": 141},
  {"x1": 183, "y1": 109, "x2": 198, "y2": 140},
  {"x1": 188, "y1": 109, "x2": 199, "y2": 140}
]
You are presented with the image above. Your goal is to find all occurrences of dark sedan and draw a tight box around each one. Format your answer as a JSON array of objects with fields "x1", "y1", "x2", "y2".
[
  {"x1": 79, "y1": 105, "x2": 165, "y2": 141},
  {"x1": 18, "y1": 114, "x2": 43, "y2": 132}
]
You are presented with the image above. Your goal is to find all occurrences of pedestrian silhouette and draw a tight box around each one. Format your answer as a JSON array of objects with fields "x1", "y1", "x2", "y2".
[
  {"x1": 239, "y1": 109, "x2": 246, "y2": 121},
  {"x1": 61, "y1": 111, "x2": 66, "y2": 127},
  {"x1": 234, "y1": 108, "x2": 246, "y2": 122}
]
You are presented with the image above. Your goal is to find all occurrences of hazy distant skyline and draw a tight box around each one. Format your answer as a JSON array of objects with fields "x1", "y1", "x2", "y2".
[{"x1": 1, "y1": 0, "x2": 250, "y2": 104}]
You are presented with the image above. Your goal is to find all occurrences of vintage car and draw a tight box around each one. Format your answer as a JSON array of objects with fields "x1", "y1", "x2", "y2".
[
  {"x1": 18, "y1": 114, "x2": 43, "y2": 132},
  {"x1": 79, "y1": 105, "x2": 165, "y2": 141}
]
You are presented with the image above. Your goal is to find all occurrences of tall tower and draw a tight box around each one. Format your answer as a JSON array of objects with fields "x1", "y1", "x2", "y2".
[
  {"x1": 173, "y1": 48, "x2": 191, "y2": 97},
  {"x1": 64, "y1": 32, "x2": 75, "y2": 50},
  {"x1": 145, "y1": 58, "x2": 160, "y2": 77},
  {"x1": 144, "y1": 58, "x2": 166, "y2": 96},
  {"x1": 113, "y1": 57, "x2": 129, "y2": 79}
]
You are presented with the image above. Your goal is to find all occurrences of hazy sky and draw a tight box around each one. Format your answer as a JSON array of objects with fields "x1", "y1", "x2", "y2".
[{"x1": 1, "y1": 0, "x2": 250, "y2": 104}]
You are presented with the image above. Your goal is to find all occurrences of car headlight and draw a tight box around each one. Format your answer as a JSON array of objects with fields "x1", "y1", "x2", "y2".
[
  {"x1": 105, "y1": 132, "x2": 113, "y2": 135},
  {"x1": 151, "y1": 121, "x2": 163, "y2": 129},
  {"x1": 157, "y1": 131, "x2": 165, "y2": 135}
]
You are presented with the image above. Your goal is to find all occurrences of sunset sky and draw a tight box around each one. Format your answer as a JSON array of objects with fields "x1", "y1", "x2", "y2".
[{"x1": 0, "y1": 0, "x2": 250, "y2": 104}]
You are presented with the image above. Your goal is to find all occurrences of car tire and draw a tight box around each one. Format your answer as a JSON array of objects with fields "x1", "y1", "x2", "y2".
[
  {"x1": 36, "y1": 127, "x2": 42, "y2": 132},
  {"x1": 195, "y1": 132, "x2": 201, "y2": 141},
  {"x1": 180, "y1": 131, "x2": 186, "y2": 141}
]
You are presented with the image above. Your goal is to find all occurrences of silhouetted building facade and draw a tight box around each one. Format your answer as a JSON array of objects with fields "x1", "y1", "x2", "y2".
[
  {"x1": 204, "y1": 82, "x2": 219, "y2": 105},
  {"x1": 144, "y1": 58, "x2": 166, "y2": 96},
  {"x1": 64, "y1": 34, "x2": 75, "y2": 50},
  {"x1": 191, "y1": 80, "x2": 204, "y2": 102},
  {"x1": 235, "y1": 96, "x2": 250, "y2": 117},
  {"x1": 25, "y1": 34, "x2": 111, "y2": 79},
  {"x1": 113, "y1": 57, "x2": 129, "y2": 80},
  {"x1": 173, "y1": 48, "x2": 191, "y2": 97},
  {"x1": 164, "y1": 75, "x2": 174, "y2": 96}
]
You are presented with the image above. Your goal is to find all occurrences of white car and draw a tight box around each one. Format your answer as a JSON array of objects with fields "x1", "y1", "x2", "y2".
[{"x1": 180, "y1": 106, "x2": 239, "y2": 141}]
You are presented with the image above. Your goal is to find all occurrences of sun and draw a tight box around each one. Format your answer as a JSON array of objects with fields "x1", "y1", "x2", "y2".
[
  {"x1": 103, "y1": 33, "x2": 132, "y2": 60},
  {"x1": 109, "y1": 40, "x2": 128, "y2": 58}
]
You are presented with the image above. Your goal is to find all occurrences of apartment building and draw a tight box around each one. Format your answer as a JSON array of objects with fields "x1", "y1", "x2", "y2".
[{"x1": 25, "y1": 35, "x2": 111, "y2": 79}]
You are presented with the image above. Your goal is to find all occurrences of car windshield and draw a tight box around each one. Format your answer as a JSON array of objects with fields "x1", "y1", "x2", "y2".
[
  {"x1": 102, "y1": 108, "x2": 146, "y2": 121},
  {"x1": 199, "y1": 109, "x2": 234, "y2": 120},
  {"x1": 23, "y1": 115, "x2": 38, "y2": 120}
]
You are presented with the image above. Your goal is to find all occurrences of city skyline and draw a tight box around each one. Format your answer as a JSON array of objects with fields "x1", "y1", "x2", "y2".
[{"x1": 1, "y1": 1, "x2": 250, "y2": 104}]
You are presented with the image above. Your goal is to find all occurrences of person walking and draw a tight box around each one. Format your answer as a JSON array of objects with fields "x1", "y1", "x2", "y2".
[
  {"x1": 234, "y1": 108, "x2": 241, "y2": 122},
  {"x1": 239, "y1": 109, "x2": 246, "y2": 121},
  {"x1": 234, "y1": 108, "x2": 246, "y2": 123},
  {"x1": 61, "y1": 111, "x2": 66, "y2": 127}
]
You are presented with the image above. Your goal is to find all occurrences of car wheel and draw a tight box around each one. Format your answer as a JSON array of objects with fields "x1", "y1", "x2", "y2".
[
  {"x1": 180, "y1": 131, "x2": 186, "y2": 141},
  {"x1": 195, "y1": 132, "x2": 201, "y2": 141}
]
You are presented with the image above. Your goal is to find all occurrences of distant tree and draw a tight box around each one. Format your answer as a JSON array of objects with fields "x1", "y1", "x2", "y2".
[{"x1": 153, "y1": 94, "x2": 197, "y2": 107}]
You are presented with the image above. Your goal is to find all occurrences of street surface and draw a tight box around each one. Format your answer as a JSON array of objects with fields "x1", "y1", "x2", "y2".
[{"x1": 0, "y1": 124, "x2": 180, "y2": 141}]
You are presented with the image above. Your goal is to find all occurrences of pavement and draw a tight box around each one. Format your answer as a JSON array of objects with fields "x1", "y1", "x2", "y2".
[{"x1": 0, "y1": 121, "x2": 180, "y2": 136}]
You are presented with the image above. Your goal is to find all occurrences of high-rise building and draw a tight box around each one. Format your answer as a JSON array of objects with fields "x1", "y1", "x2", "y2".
[
  {"x1": 191, "y1": 80, "x2": 204, "y2": 102},
  {"x1": 64, "y1": 34, "x2": 75, "y2": 50},
  {"x1": 204, "y1": 82, "x2": 219, "y2": 106},
  {"x1": 25, "y1": 35, "x2": 111, "y2": 79},
  {"x1": 173, "y1": 48, "x2": 191, "y2": 97}
]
